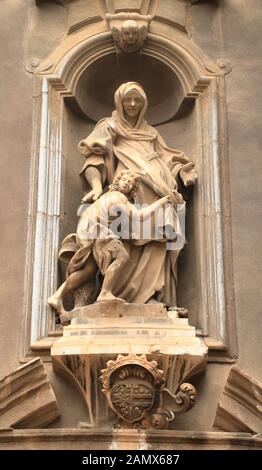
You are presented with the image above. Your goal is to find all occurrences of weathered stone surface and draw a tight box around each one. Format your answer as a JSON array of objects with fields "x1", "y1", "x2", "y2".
[
  {"x1": 0, "y1": 358, "x2": 60, "y2": 428},
  {"x1": 52, "y1": 304, "x2": 207, "y2": 356},
  {"x1": 214, "y1": 365, "x2": 262, "y2": 433},
  {"x1": 65, "y1": 301, "x2": 167, "y2": 319},
  {"x1": 68, "y1": 0, "x2": 103, "y2": 33},
  {"x1": 155, "y1": 0, "x2": 188, "y2": 32}
]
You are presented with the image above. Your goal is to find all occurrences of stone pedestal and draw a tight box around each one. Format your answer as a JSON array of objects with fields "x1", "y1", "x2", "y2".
[{"x1": 51, "y1": 303, "x2": 207, "y2": 428}]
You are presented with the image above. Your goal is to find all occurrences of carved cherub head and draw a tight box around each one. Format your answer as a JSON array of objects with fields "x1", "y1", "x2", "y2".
[
  {"x1": 111, "y1": 20, "x2": 148, "y2": 53},
  {"x1": 121, "y1": 20, "x2": 139, "y2": 46},
  {"x1": 109, "y1": 170, "x2": 141, "y2": 199}
]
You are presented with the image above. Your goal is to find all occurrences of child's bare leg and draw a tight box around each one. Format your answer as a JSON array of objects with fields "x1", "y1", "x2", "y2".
[
  {"x1": 96, "y1": 247, "x2": 129, "y2": 303},
  {"x1": 57, "y1": 255, "x2": 97, "y2": 316},
  {"x1": 48, "y1": 282, "x2": 66, "y2": 311}
]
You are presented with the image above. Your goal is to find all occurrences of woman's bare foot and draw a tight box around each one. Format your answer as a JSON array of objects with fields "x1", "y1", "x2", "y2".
[
  {"x1": 168, "y1": 306, "x2": 188, "y2": 318},
  {"x1": 59, "y1": 312, "x2": 71, "y2": 325},
  {"x1": 96, "y1": 293, "x2": 125, "y2": 304}
]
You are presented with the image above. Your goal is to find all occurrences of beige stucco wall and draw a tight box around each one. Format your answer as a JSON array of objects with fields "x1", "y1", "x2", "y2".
[
  {"x1": 0, "y1": 1, "x2": 64, "y2": 373},
  {"x1": 0, "y1": 0, "x2": 261, "y2": 430}
]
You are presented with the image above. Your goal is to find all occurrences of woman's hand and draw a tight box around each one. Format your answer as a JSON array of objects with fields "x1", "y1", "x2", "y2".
[
  {"x1": 160, "y1": 195, "x2": 173, "y2": 205},
  {"x1": 171, "y1": 190, "x2": 184, "y2": 204},
  {"x1": 180, "y1": 162, "x2": 198, "y2": 187},
  {"x1": 81, "y1": 187, "x2": 103, "y2": 203},
  {"x1": 160, "y1": 192, "x2": 184, "y2": 206},
  {"x1": 82, "y1": 166, "x2": 103, "y2": 203}
]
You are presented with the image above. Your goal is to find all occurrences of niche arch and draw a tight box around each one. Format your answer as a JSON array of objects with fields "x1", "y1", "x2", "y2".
[{"x1": 21, "y1": 28, "x2": 236, "y2": 361}]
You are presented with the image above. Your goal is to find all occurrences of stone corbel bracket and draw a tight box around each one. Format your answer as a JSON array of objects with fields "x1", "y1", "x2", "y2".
[
  {"x1": 214, "y1": 365, "x2": 262, "y2": 433},
  {"x1": 0, "y1": 358, "x2": 60, "y2": 428},
  {"x1": 106, "y1": 12, "x2": 152, "y2": 53}
]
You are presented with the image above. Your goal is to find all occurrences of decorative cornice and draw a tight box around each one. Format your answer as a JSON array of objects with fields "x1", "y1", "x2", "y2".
[
  {"x1": 0, "y1": 358, "x2": 59, "y2": 428},
  {"x1": 0, "y1": 429, "x2": 261, "y2": 450},
  {"x1": 214, "y1": 365, "x2": 262, "y2": 433}
]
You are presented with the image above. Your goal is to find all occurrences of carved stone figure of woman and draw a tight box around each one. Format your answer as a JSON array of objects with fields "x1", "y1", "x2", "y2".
[{"x1": 76, "y1": 81, "x2": 197, "y2": 307}]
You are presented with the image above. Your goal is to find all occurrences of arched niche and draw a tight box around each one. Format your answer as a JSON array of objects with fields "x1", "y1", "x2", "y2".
[
  {"x1": 21, "y1": 30, "x2": 237, "y2": 362},
  {"x1": 72, "y1": 53, "x2": 185, "y2": 125}
]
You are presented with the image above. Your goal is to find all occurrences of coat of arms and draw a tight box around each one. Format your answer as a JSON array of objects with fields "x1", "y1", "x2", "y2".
[{"x1": 100, "y1": 354, "x2": 164, "y2": 424}]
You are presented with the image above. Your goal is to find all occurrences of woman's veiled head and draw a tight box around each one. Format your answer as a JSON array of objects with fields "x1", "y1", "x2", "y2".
[{"x1": 114, "y1": 82, "x2": 148, "y2": 128}]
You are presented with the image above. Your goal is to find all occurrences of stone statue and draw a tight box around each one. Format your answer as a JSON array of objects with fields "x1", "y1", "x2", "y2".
[
  {"x1": 49, "y1": 81, "x2": 197, "y2": 321},
  {"x1": 50, "y1": 83, "x2": 206, "y2": 432},
  {"x1": 49, "y1": 169, "x2": 180, "y2": 323},
  {"x1": 78, "y1": 82, "x2": 197, "y2": 302}
]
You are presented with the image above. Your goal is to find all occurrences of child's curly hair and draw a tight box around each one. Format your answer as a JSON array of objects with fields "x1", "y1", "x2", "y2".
[{"x1": 109, "y1": 170, "x2": 141, "y2": 199}]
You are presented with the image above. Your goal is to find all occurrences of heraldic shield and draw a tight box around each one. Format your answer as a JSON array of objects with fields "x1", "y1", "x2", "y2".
[
  {"x1": 100, "y1": 354, "x2": 165, "y2": 425},
  {"x1": 110, "y1": 367, "x2": 155, "y2": 423}
]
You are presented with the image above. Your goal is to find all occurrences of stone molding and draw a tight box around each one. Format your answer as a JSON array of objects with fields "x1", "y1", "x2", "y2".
[
  {"x1": 214, "y1": 365, "x2": 262, "y2": 433},
  {"x1": 0, "y1": 358, "x2": 60, "y2": 428},
  {"x1": 0, "y1": 428, "x2": 261, "y2": 450}
]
